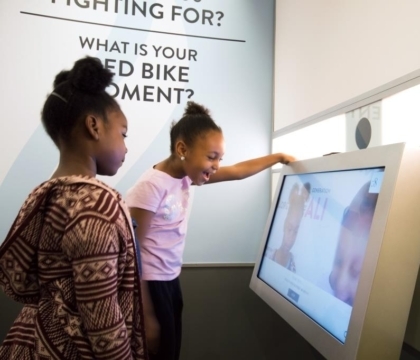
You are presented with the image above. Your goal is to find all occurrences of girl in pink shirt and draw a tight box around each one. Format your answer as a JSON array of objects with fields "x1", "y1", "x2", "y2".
[{"x1": 126, "y1": 101, "x2": 295, "y2": 360}]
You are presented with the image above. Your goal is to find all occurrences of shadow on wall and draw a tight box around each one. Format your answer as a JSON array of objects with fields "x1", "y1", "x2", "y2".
[{"x1": 179, "y1": 267, "x2": 324, "y2": 360}]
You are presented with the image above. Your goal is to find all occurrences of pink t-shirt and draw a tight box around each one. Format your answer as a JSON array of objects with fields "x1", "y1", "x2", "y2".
[{"x1": 125, "y1": 168, "x2": 192, "y2": 281}]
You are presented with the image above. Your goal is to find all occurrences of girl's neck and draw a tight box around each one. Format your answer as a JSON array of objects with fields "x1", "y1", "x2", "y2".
[
  {"x1": 154, "y1": 155, "x2": 185, "y2": 179},
  {"x1": 51, "y1": 151, "x2": 96, "y2": 179}
]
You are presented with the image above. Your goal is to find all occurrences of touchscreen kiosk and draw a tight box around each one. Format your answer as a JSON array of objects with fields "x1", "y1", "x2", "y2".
[{"x1": 250, "y1": 143, "x2": 420, "y2": 360}]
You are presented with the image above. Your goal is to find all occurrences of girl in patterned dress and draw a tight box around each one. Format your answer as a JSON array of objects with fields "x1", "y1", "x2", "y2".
[{"x1": 0, "y1": 57, "x2": 147, "y2": 359}]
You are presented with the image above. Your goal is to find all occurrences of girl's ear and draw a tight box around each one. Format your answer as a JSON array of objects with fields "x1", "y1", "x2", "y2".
[
  {"x1": 84, "y1": 115, "x2": 100, "y2": 140},
  {"x1": 175, "y1": 140, "x2": 188, "y2": 158}
]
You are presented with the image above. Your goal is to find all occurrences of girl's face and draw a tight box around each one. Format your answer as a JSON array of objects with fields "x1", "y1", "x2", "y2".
[
  {"x1": 329, "y1": 184, "x2": 377, "y2": 307},
  {"x1": 183, "y1": 130, "x2": 225, "y2": 185},
  {"x1": 329, "y1": 227, "x2": 367, "y2": 306},
  {"x1": 96, "y1": 109, "x2": 128, "y2": 176}
]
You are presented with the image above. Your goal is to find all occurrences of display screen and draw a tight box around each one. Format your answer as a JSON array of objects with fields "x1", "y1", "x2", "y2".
[{"x1": 258, "y1": 167, "x2": 385, "y2": 343}]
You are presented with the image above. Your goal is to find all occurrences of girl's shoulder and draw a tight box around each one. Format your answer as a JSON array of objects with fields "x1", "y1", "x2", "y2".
[
  {"x1": 50, "y1": 176, "x2": 124, "y2": 215},
  {"x1": 2, "y1": 176, "x2": 130, "y2": 262},
  {"x1": 56, "y1": 175, "x2": 120, "y2": 194},
  {"x1": 134, "y1": 168, "x2": 190, "y2": 187},
  {"x1": 6, "y1": 176, "x2": 113, "y2": 234},
  {"x1": 127, "y1": 168, "x2": 191, "y2": 198},
  {"x1": 50, "y1": 176, "x2": 134, "y2": 238}
]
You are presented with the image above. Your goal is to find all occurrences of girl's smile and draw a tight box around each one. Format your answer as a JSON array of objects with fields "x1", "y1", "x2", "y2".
[{"x1": 182, "y1": 130, "x2": 225, "y2": 185}]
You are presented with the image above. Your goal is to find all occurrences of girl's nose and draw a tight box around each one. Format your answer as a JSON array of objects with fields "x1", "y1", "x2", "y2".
[{"x1": 212, "y1": 159, "x2": 220, "y2": 170}]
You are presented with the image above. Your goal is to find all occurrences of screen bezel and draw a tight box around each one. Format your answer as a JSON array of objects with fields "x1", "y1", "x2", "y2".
[{"x1": 256, "y1": 167, "x2": 385, "y2": 343}]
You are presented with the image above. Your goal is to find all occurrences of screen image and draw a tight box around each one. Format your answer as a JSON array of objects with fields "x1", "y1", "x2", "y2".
[{"x1": 258, "y1": 167, "x2": 385, "y2": 343}]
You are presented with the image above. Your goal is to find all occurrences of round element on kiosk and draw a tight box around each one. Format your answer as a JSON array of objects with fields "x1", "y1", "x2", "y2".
[{"x1": 355, "y1": 117, "x2": 372, "y2": 149}]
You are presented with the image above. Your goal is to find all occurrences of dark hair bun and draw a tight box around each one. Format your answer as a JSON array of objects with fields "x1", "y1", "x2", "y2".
[
  {"x1": 53, "y1": 71, "x2": 70, "y2": 89},
  {"x1": 67, "y1": 57, "x2": 113, "y2": 93},
  {"x1": 183, "y1": 101, "x2": 210, "y2": 116}
]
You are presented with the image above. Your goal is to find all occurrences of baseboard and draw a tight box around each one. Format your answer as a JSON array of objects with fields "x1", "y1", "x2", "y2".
[
  {"x1": 403, "y1": 342, "x2": 420, "y2": 359},
  {"x1": 182, "y1": 263, "x2": 255, "y2": 268}
]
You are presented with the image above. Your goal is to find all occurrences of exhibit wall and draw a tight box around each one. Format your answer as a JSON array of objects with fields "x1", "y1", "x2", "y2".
[{"x1": 0, "y1": 0, "x2": 276, "y2": 263}]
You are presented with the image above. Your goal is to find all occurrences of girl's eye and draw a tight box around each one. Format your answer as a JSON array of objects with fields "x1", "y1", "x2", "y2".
[{"x1": 208, "y1": 156, "x2": 222, "y2": 161}]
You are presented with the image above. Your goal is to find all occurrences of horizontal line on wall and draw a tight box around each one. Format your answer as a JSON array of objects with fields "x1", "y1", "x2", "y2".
[
  {"x1": 183, "y1": 263, "x2": 255, "y2": 268},
  {"x1": 273, "y1": 68, "x2": 420, "y2": 138},
  {"x1": 20, "y1": 11, "x2": 246, "y2": 43}
]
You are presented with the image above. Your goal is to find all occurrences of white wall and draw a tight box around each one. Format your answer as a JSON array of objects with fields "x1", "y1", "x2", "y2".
[{"x1": 274, "y1": 0, "x2": 420, "y2": 132}]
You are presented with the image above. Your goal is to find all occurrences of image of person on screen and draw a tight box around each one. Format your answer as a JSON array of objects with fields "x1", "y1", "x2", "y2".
[
  {"x1": 329, "y1": 181, "x2": 379, "y2": 306},
  {"x1": 271, "y1": 182, "x2": 311, "y2": 272}
]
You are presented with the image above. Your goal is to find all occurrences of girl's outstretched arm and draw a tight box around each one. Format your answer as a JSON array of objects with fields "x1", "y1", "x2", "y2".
[{"x1": 206, "y1": 153, "x2": 295, "y2": 184}]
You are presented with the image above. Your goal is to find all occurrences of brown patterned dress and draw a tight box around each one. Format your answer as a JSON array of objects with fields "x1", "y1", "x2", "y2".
[{"x1": 0, "y1": 176, "x2": 148, "y2": 359}]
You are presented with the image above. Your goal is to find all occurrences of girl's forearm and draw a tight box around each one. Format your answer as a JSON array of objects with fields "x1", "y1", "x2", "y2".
[{"x1": 209, "y1": 153, "x2": 295, "y2": 183}]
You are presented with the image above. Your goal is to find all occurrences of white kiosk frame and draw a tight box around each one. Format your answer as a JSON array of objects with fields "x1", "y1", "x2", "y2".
[{"x1": 250, "y1": 143, "x2": 420, "y2": 360}]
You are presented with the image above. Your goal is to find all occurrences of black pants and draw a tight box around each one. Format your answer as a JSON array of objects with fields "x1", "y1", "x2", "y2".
[{"x1": 148, "y1": 277, "x2": 183, "y2": 360}]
